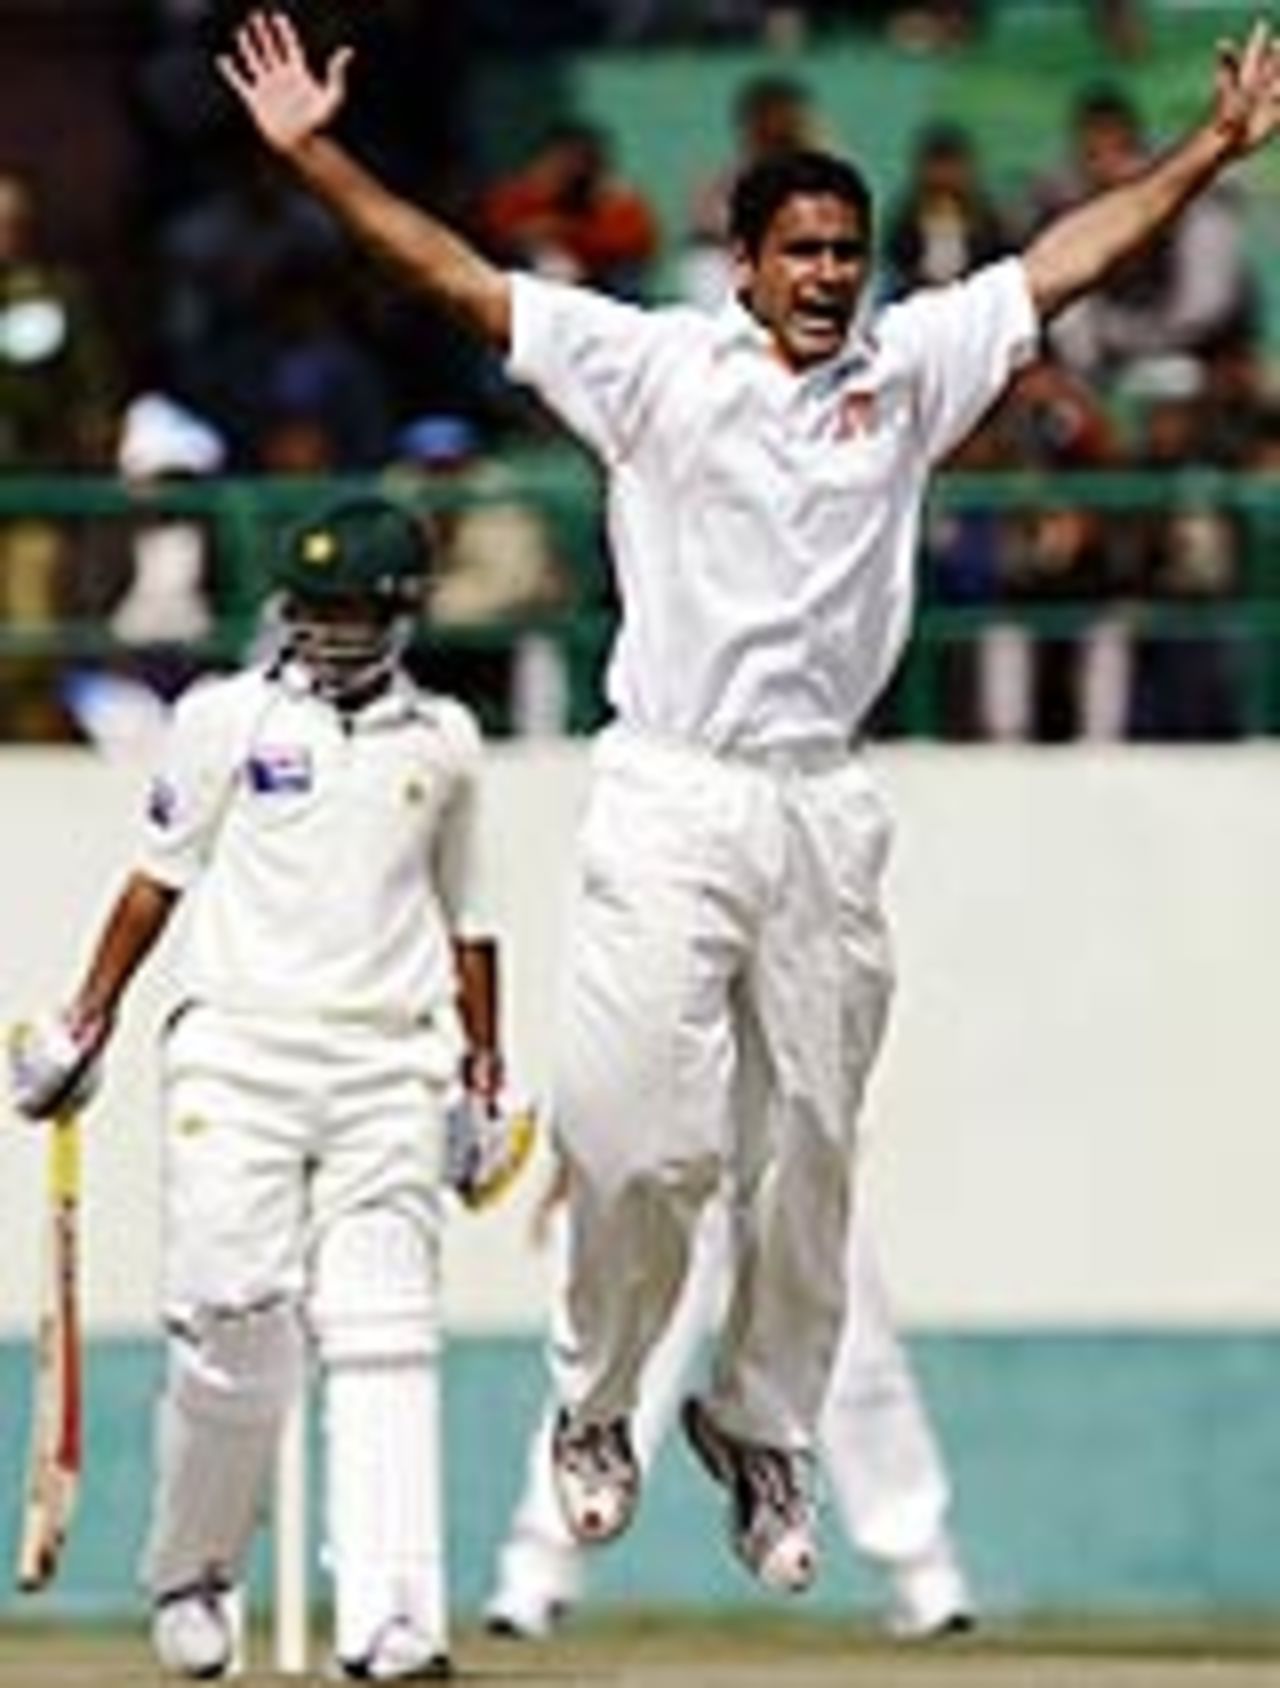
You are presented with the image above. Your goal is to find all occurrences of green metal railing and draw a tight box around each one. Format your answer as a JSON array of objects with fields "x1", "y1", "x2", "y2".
[
  {"x1": 2, "y1": 457, "x2": 1280, "y2": 737},
  {"x1": 897, "y1": 468, "x2": 1280, "y2": 737},
  {"x1": 0, "y1": 450, "x2": 609, "y2": 736}
]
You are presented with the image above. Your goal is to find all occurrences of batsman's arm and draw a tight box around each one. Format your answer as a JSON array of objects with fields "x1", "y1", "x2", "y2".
[
  {"x1": 67, "y1": 871, "x2": 179, "y2": 1050},
  {"x1": 1023, "y1": 18, "x2": 1280, "y2": 321},
  {"x1": 453, "y1": 936, "x2": 502, "y2": 1103},
  {"x1": 9, "y1": 872, "x2": 177, "y2": 1124},
  {"x1": 444, "y1": 934, "x2": 538, "y2": 1210},
  {"x1": 218, "y1": 10, "x2": 511, "y2": 351}
]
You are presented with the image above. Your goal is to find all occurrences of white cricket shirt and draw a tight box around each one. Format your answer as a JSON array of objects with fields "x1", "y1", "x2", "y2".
[
  {"x1": 509, "y1": 257, "x2": 1038, "y2": 751},
  {"x1": 138, "y1": 664, "x2": 483, "y2": 1026}
]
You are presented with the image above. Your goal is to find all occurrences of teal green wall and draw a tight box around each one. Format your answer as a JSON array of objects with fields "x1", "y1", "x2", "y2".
[{"x1": 6, "y1": 1334, "x2": 1280, "y2": 1626}]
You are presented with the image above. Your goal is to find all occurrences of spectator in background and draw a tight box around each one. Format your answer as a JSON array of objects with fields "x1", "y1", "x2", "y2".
[
  {"x1": 1194, "y1": 331, "x2": 1278, "y2": 469},
  {"x1": 988, "y1": 357, "x2": 1128, "y2": 742},
  {"x1": 688, "y1": 73, "x2": 820, "y2": 244},
  {"x1": 876, "y1": 122, "x2": 1011, "y2": 736},
  {"x1": 249, "y1": 256, "x2": 394, "y2": 469},
  {"x1": 1124, "y1": 360, "x2": 1248, "y2": 740},
  {"x1": 680, "y1": 74, "x2": 821, "y2": 310},
  {"x1": 389, "y1": 414, "x2": 574, "y2": 737},
  {"x1": 254, "y1": 409, "x2": 343, "y2": 477},
  {"x1": 0, "y1": 169, "x2": 118, "y2": 472},
  {"x1": 478, "y1": 121, "x2": 659, "y2": 300},
  {"x1": 913, "y1": 414, "x2": 1012, "y2": 741},
  {"x1": 879, "y1": 1, "x2": 983, "y2": 50},
  {"x1": 882, "y1": 122, "x2": 1011, "y2": 297},
  {"x1": 0, "y1": 168, "x2": 118, "y2": 742},
  {"x1": 112, "y1": 392, "x2": 223, "y2": 662},
  {"x1": 153, "y1": 147, "x2": 346, "y2": 451},
  {"x1": 1029, "y1": 84, "x2": 1260, "y2": 392},
  {"x1": 1090, "y1": 0, "x2": 1147, "y2": 61},
  {"x1": 394, "y1": 415, "x2": 571, "y2": 632},
  {"x1": 63, "y1": 391, "x2": 227, "y2": 755}
]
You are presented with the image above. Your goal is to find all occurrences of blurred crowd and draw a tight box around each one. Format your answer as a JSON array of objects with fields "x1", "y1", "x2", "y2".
[
  {"x1": 2, "y1": 0, "x2": 1279, "y2": 745},
  {"x1": 470, "y1": 0, "x2": 1144, "y2": 55}
]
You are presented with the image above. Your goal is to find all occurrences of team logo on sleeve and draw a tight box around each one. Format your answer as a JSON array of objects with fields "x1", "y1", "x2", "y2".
[
  {"x1": 147, "y1": 776, "x2": 178, "y2": 828},
  {"x1": 246, "y1": 744, "x2": 314, "y2": 795}
]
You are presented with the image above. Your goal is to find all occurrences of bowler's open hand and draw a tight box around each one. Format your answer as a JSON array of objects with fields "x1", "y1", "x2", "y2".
[
  {"x1": 217, "y1": 9, "x2": 352, "y2": 155},
  {"x1": 1213, "y1": 19, "x2": 1280, "y2": 156}
]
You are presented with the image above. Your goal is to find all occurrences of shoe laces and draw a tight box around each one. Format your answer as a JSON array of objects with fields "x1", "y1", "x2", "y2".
[
  {"x1": 560, "y1": 1418, "x2": 633, "y2": 1487},
  {"x1": 732, "y1": 1442, "x2": 813, "y2": 1540}
]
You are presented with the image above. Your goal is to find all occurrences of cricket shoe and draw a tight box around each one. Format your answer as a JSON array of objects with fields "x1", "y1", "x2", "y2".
[
  {"x1": 445, "y1": 1094, "x2": 537, "y2": 1211},
  {"x1": 484, "y1": 1583, "x2": 572, "y2": 1641},
  {"x1": 337, "y1": 1615, "x2": 452, "y2": 1679},
  {"x1": 885, "y1": 1537, "x2": 977, "y2": 1640},
  {"x1": 681, "y1": 1395, "x2": 818, "y2": 1594},
  {"x1": 484, "y1": 1533, "x2": 581, "y2": 1639},
  {"x1": 550, "y1": 1409, "x2": 639, "y2": 1544},
  {"x1": 151, "y1": 1581, "x2": 233, "y2": 1679}
]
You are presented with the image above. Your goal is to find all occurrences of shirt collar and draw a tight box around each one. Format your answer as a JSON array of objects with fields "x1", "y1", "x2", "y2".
[
  {"x1": 269, "y1": 656, "x2": 418, "y2": 725},
  {"x1": 710, "y1": 293, "x2": 773, "y2": 352}
]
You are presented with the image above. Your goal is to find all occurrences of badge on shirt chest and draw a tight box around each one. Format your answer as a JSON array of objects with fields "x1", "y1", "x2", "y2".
[
  {"x1": 835, "y1": 388, "x2": 878, "y2": 440},
  {"x1": 246, "y1": 744, "x2": 314, "y2": 795}
]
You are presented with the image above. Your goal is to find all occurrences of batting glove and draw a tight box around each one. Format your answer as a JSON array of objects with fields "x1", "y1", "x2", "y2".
[
  {"x1": 444, "y1": 1052, "x2": 537, "y2": 1212},
  {"x1": 7, "y1": 1011, "x2": 105, "y2": 1121}
]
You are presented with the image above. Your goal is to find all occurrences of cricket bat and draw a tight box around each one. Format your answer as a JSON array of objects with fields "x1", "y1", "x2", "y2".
[{"x1": 15, "y1": 1107, "x2": 83, "y2": 1592}]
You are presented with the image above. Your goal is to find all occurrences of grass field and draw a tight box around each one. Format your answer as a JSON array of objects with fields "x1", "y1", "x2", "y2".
[{"x1": 3, "y1": 1616, "x2": 1280, "y2": 1687}]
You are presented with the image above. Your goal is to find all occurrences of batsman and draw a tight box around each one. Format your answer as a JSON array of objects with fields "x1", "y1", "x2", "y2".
[{"x1": 8, "y1": 495, "x2": 530, "y2": 1681}]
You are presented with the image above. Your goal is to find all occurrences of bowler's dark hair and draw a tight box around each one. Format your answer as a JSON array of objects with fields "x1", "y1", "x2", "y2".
[{"x1": 729, "y1": 149, "x2": 874, "y2": 258}]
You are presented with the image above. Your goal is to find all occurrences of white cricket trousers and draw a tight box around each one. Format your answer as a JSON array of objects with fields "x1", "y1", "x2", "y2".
[
  {"x1": 551, "y1": 725, "x2": 894, "y2": 1449},
  {"x1": 145, "y1": 1004, "x2": 453, "y2": 1658},
  {"x1": 158, "y1": 1005, "x2": 451, "y2": 1312}
]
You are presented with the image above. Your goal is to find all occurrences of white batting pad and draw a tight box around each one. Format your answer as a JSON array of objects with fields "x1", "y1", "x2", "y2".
[
  {"x1": 142, "y1": 1298, "x2": 306, "y2": 1597},
  {"x1": 312, "y1": 1210, "x2": 446, "y2": 1663},
  {"x1": 310, "y1": 1207, "x2": 438, "y2": 1367}
]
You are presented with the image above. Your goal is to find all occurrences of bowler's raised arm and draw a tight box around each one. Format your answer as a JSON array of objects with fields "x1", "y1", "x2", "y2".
[
  {"x1": 1023, "y1": 18, "x2": 1280, "y2": 321},
  {"x1": 218, "y1": 8, "x2": 512, "y2": 350}
]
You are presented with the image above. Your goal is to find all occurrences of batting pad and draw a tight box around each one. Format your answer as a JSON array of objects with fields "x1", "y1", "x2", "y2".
[
  {"x1": 311, "y1": 1210, "x2": 447, "y2": 1662},
  {"x1": 142, "y1": 1298, "x2": 306, "y2": 1597}
]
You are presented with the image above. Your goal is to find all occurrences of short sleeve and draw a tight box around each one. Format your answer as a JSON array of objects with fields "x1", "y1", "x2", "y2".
[
  {"x1": 885, "y1": 257, "x2": 1040, "y2": 465},
  {"x1": 506, "y1": 272, "x2": 665, "y2": 462},
  {"x1": 136, "y1": 679, "x2": 242, "y2": 890}
]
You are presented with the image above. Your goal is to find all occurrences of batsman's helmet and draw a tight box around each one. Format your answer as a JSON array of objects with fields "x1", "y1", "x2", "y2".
[
  {"x1": 275, "y1": 495, "x2": 431, "y2": 612},
  {"x1": 274, "y1": 497, "x2": 432, "y2": 699}
]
